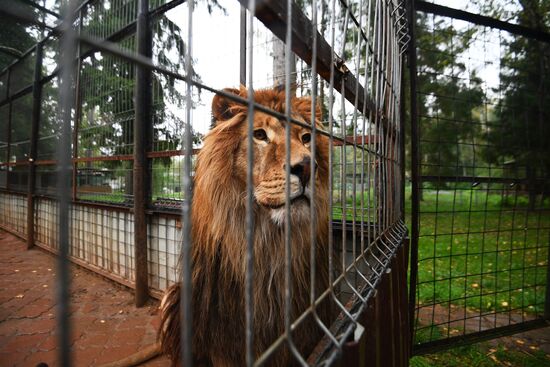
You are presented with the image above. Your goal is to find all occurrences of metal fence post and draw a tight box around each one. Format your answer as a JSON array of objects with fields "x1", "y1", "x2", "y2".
[
  {"x1": 240, "y1": 5, "x2": 246, "y2": 86},
  {"x1": 27, "y1": 43, "x2": 43, "y2": 249},
  {"x1": 5, "y1": 69, "x2": 12, "y2": 191},
  {"x1": 407, "y1": 0, "x2": 419, "y2": 345},
  {"x1": 72, "y1": 10, "x2": 84, "y2": 201},
  {"x1": 545, "y1": 231, "x2": 550, "y2": 320},
  {"x1": 134, "y1": 0, "x2": 152, "y2": 307}
]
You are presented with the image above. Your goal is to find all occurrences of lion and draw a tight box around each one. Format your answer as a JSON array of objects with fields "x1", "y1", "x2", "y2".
[{"x1": 158, "y1": 86, "x2": 331, "y2": 366}]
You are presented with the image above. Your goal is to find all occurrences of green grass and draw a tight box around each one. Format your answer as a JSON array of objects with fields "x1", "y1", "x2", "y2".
[
  {"x1": 412, "y1": 188, "x2": 550, "y2": 315},
  {"x1": 410, "y1": 343, "x2": 550, "y2": 367}
]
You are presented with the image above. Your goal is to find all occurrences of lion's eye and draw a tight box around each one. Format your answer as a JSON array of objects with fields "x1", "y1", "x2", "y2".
[
  {"x1": 253, "y1": 129, "x2": 268, "y2": 141},
  {"x1": 302, "y1": 133, "x2": 311, "y2": 144}
]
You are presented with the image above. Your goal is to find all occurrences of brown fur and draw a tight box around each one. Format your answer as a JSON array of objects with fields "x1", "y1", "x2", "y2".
[{"x1": 158, "y1": 87, "x2": 330, "y2": 366}]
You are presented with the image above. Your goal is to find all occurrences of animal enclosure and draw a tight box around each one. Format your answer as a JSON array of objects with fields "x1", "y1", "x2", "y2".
[
  {"x1": 409, "y1": 0, "x2": 550, "y2": 356},
  {"x1": 0, "y1": 0, "x2": 409, "y2": 365},
  {"x1": 4, "y1": 0, "x2": 549, "y2": 365}
]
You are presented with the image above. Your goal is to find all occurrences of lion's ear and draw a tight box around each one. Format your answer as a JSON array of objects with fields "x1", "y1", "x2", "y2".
[
  {"x1": 294, "y1": 96, "x2": 323, "y2": 125},
  {"x1": 212, "y1": 87, "x2": 245, "y2": 123}
]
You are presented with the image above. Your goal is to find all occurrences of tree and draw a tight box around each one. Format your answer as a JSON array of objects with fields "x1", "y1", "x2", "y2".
[
  {"x1": 0, "y1": 1, "x2": 39, "y2": 70},
  {"x1": 415, "y1": 13, "x2": 485, "y2": 190},
  {"x1": 77, "y1": 5, "x2": 199, "y2": 198},
  {"x1": 483, "y1": 0, "x2": 550, "y2": 209}
]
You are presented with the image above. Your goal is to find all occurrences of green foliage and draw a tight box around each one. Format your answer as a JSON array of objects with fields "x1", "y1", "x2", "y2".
[
  {"x1": 0, "y1": 1, "x2": 39, "y2": 70},
  {"x1": 416, "y1": 14, "x2": 485, "y2": 189},
  {"x1": 483, "y1": 0, "x2": 550, "y2": 209}
]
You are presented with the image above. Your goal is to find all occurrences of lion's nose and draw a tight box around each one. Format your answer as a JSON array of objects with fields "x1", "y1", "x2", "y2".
[{"x1": 290, "y1": 157, "x2": 313, "y2": 187}]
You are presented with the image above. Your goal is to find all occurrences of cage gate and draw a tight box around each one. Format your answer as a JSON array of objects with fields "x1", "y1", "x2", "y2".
[
  {"x1": 409, "y1": 0, "x2": 550, "y2": 355},
  {"x1": 0, "y1": 0, "x2": 410, "y2": 365}
]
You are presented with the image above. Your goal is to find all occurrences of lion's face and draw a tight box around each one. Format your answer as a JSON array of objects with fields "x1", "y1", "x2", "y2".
[{"x1": 209, "y1": 87, "x2": 328, "y2": 225}]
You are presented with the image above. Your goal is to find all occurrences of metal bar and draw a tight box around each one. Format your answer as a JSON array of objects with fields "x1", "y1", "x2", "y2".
[
  {"x1": 26, "y1": 42, "x2": 43, "y2": 249},
  {"x1": 245, "y1": 0, "x2": 256, "y2": 364},
  {"x1": 0, "y1": 85, "x2": 33, "y2": 107},
  {"x1": 56, "y1": 0, "x2": 78, "y2": 365},
  {"x1": 280, "y1": 0, "x2": 305, "y2": 360},
  {"x1": 18, "y1": 0, "x2": 60, "y2": 18},
  {"x1": 413, "y1": 319, "x2": 550, "y2": 355},
  {"x1": 407, "y1": 0, "x2": 420, "y2": 346},
  {"x1": 419, "y1": 175, "x2": 545, "y2": 184},
  {"x1": 239, "y1": 5, "x2": 246, "y2": 86},
  {"x1": 5, "y1": 69, "x2": 12, "y2": 191},
  {"x1": 71, "y1": 9, "x2": 83, "y2": 201},
  {"x1": 545, "y1": 231, "x2": 550, "y2": 320},
  {"x1": 180, "y1": 0, "x2": 194, "y2": 364},
  {"x1": 415, "y1": 0, "x2": 550, "y2": 44},
  {"x1": 133, "y1": 0, "x2": 152, "y2": 307},
  {"x1": 400, "y1": 58, "x2": 406, "y2": 217}
]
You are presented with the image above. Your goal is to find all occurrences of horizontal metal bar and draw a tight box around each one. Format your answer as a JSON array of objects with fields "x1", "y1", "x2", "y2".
[
  {"x1": 19, "y1": 0, "x2": 60, "y2": 18},
  {"x1": 0, "y1": 85, "x2": 34, "y2": 107},
  {"x1": 413, "y1": 319, "x2": 550, "y2": 355},
  {"x1": 147, "y1": 149, "x2": 200, "y2": 158},
  {"x1": 3, "y1": 149, "x2": 202, "y2": 166},
  {"x1": 420, "y1": 175, "x2": 550, "y2": 184},
  {"x1": 415, "y1": 1, "x2": 550, "y2": 44}
]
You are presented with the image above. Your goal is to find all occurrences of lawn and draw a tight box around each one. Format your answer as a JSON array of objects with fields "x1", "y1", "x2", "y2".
[
  {"x1": 413, "y1": 188, "x2": 550, "y2": 316},
  {"x1": 410, "y1": 343, "x2": 550, "y2": 367}
]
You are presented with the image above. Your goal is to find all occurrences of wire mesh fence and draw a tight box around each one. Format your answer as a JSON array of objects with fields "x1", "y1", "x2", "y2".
[
  {"x1": 0, "y1": 0, "x2": 409, "y2": 365},
  {"x1": 410, "y1": 1, "x2": 550, "y2": 354}
]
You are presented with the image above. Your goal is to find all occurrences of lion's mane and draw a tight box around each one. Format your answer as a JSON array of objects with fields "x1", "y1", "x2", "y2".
[{"x1": 159, "y1": 87, "x2": 330, "y2": 366}]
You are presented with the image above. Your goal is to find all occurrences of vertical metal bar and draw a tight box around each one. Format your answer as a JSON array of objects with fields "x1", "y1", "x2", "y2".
[
  {"x1": 57, "y1": 0, "x2": 78, "y2": 365},
  {"x1": 282, "y1": 0, "x2": 306, "y2": 363},
  {"x1": 309, "y1": 0, "x2": 318, "y2": 310},
  {"x1": 240, "y1": 5, "x2": 247, "y2": 86},
  {"x1": 6, "y1": 69, "x2": 12, "y2": 191},
  {"x1": 245, "y1": 0, "x2": 256, "y2": 365},
  {"x1": 399, "y1": 58, "x2": 405, "y2": 219},
  {"x1": 71, "y1": 9, "x2": 84, "y2": 201},
  {"x1": 27, "y1": 43, "x2": 43, "y2": 250},
  {"x1": 134, "y1": 0, "x2": 152, "y2": 307},
  {"x1": 180, "y1": 0, "x2": 194, "y2": 364},
  {"x1": 545, "y1": 231, "x2": 550, "y2": 320},
  {"x1": 27, "y1": 43, "x2": 44, "y2": 249},
  {"x1": 407, "y1": 0, "x2": 420, "y2": 345}
]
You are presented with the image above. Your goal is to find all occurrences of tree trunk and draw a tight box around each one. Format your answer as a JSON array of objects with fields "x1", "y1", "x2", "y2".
[{"x1": 272, "y1": 35, "x2": 296, "y2": 94}]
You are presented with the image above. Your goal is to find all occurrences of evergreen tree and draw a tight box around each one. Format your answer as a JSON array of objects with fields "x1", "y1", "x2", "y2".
[
  {"x1": 416, "y1": 13, "x2": 485, "y2": 189},
  {"x1": 483, "y1": 0, "x2": 550, "y2": 209}
]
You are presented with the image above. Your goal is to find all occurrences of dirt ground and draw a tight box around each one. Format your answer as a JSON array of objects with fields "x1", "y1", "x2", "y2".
[{"x1": 0, "y1": 230, "x2": 170, "y2": 367}]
